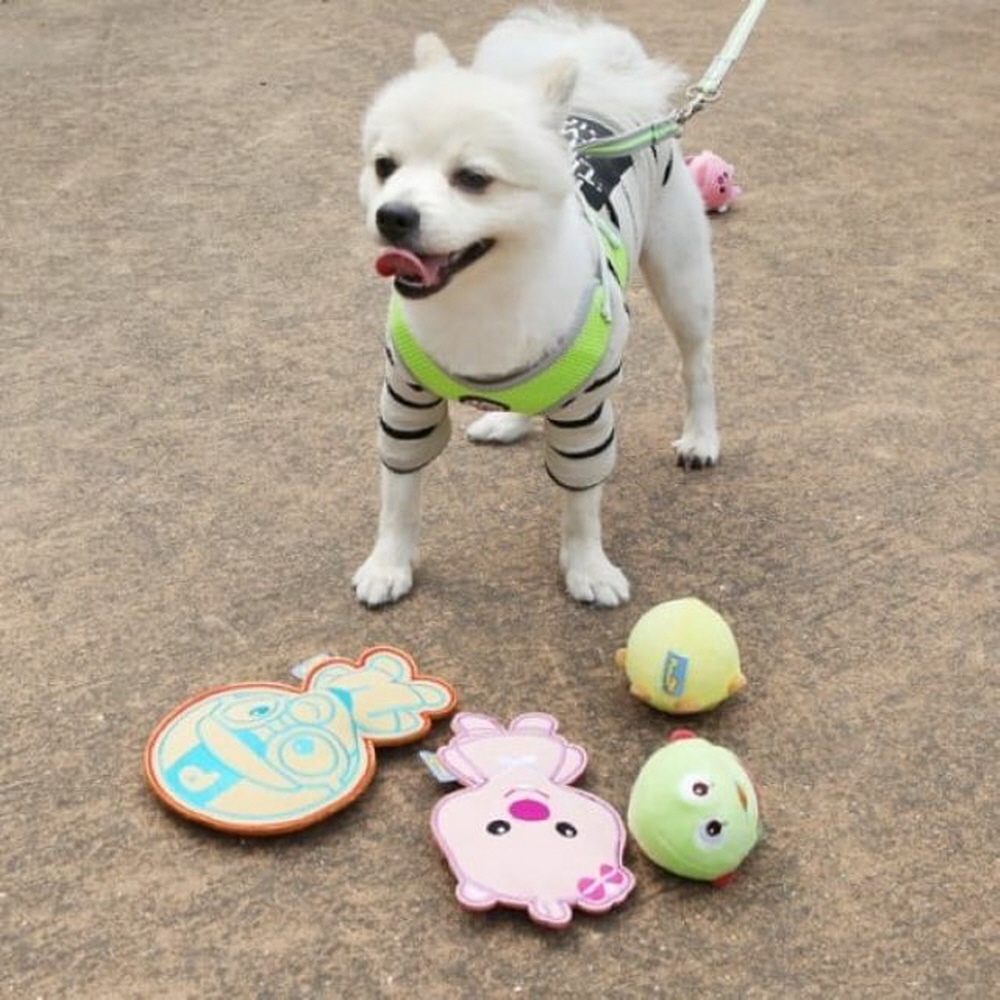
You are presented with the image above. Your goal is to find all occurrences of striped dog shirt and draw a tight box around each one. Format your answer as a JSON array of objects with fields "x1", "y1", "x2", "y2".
[{"x1": 377, "y1": 113, "x2": 671, "y2": 491}]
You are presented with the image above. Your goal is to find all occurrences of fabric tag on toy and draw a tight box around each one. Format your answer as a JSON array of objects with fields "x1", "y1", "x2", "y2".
[
  {"x1": 145, "y1": 646, "x2": 457, "y2": 836},
  {"x1": 419, "y1": 750, "x2": 459, "y2": 785}
]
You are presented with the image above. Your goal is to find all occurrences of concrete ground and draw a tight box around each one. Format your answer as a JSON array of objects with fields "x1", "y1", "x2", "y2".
[{"x1": 2, "y1": 0, "x2": 997, "y2": 996}]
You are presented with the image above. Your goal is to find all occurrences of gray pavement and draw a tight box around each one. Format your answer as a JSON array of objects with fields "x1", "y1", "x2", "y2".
[{"x1": 2, "y1": 1, "x2": 997, "y2": 997}]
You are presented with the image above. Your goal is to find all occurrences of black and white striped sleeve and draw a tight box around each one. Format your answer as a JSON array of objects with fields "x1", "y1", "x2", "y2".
[
  {"x1": 543, "y1": 354, "x2": 622, "y2": 491},
  {"x1": 378, "y1": 345, "x2": 451, "y2": 474}
]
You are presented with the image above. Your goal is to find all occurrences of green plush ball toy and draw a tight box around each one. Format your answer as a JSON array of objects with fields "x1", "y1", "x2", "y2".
[
  {"x1": 615, "y1": 597, "x2": 745, "y2": 713},
  {"x1": 627, "y1": 730, "x2": 762, "y2": 885}
]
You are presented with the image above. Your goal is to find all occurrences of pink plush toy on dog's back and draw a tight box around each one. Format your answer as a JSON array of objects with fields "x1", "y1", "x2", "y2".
[
  {"x1": 430, "y1": 712, "x2": 635, "y2": 928},
  {"x1": 685, "y1": 150, "x2": 743, "y2": 213}
]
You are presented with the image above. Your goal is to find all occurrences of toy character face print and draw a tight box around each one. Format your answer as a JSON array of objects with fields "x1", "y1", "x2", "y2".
[
  {"x1": 146, "y1": 648, "x2": 456, "y2": 835},
  {"x1": 430, "y1": 713, "x2": 635, "y2": 928}
]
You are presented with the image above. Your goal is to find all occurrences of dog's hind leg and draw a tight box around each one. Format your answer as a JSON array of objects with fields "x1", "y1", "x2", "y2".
[
  {"x1": 640, "y1": 151, "x2": 720, "y2": 469},
  {"x1": 466, "y1": 411, "x2": 533, "y2": 444}
]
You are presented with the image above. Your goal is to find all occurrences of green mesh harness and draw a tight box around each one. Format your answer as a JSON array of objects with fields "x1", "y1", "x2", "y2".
[{"x1": 387, "y1": 209, "x2": 630, "y2": 416}]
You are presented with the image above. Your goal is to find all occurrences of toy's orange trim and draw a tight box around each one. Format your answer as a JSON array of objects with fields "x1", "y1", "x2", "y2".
[{"x1": 143, "y1": 645, "x2": 457, "y2": 837}]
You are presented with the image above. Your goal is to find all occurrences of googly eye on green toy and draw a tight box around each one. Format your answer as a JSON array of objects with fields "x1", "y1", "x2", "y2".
[
  {"x1": 627, "y1": 730, "x2": 762, "y2": 886},
  {"x1": 615, "y1": 597, "x2": 746, "y2": 713}
]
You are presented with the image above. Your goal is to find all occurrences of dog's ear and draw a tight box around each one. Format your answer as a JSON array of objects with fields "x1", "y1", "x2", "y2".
[
  {"x1": 539, "y1": 56, "x2": 578, "y2": 120},
  {"x1": 414, "y1": 32, "x2": 456, "y2": 69}
]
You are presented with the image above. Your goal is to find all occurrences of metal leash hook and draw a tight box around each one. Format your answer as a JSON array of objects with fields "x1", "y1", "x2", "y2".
[
  {"x1": 674, "y1": 84, "x2": 722, "y2": 127},
  {"x1": 576, "y1": 0, "x2": 768, "y2": 159}
]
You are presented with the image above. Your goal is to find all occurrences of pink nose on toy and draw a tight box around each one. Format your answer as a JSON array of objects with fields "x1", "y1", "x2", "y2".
[{"x1": 509, "y1": 798, "x2": 551, "y2": 822}]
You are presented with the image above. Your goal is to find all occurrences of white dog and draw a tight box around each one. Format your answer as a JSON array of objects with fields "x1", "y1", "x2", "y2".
[{"x1": 353, "y1": 8, "x2": 719, "y2": 608}]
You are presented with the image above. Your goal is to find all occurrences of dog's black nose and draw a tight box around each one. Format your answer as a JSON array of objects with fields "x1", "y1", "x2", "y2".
[{"x1": 376, "y1": 202, "x2": 421, "y2": 244}]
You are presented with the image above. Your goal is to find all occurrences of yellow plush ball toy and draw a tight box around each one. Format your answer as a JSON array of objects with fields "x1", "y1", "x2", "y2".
[{"x1": 615, "y1": 598, "x2": 746, "y2": 713}]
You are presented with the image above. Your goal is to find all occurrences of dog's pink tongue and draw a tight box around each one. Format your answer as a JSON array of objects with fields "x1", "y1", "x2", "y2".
[{"x1": 375, "y1": 248, "x2": 446, "y2": 286}]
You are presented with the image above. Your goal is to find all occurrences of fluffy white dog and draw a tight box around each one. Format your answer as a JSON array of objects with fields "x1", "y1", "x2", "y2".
[{"x1": 353, "y1": 8, "x2": 719, "y2": 607}]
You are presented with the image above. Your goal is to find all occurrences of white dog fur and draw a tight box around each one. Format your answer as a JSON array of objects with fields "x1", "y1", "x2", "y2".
[{"x1": 353, "y1": 8, "x2": 718, "y2": 607}]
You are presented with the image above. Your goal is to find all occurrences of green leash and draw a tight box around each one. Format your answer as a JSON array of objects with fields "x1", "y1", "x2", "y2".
[{"x1": 577, "y1": 0, "x2": 769, "y2": 158}]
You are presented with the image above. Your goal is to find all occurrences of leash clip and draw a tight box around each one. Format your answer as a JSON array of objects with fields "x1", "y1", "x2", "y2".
[
  {"x1": 686, "y1": 84, "x2": 722, "y2": 105},
  {"x1": 674, "y1": 86, "x2": 720, "y2": 128}
]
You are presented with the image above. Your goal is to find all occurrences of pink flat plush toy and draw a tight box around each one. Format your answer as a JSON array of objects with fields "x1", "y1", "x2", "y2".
[
  {"x1": 685, "y1": 150, "x2": 742, "y2": 213},
  {"x1": 430, "y1": 712, "x2": 635, "y2": 928}
]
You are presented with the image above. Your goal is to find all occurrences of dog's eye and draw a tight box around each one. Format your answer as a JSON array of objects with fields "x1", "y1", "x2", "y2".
[
  {"x1": 451, "y1": 167, "x2": 493, "y2": 193},
  {"x1": 374, "y1": 156, "x2": 398, "y2": 181}
]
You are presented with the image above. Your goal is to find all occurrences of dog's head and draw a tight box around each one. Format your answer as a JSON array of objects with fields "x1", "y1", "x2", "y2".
[{"x1": 360, "y1": 34, "x2": 578, "y2": 300}]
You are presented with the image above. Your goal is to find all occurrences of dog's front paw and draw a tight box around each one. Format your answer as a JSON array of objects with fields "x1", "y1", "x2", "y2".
[
  {"x1": 352, "y1": 556, "x2": 413, "y2": 607},
  {"x1": 561, "y1": 551, "x2": 631, "y2": 607},
  {"x1": 672, "y1": 430, "x2": 720, "y2": 471},
  {"x1": 466, "y1": 412, "x2": 532, "y2": 444}
]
